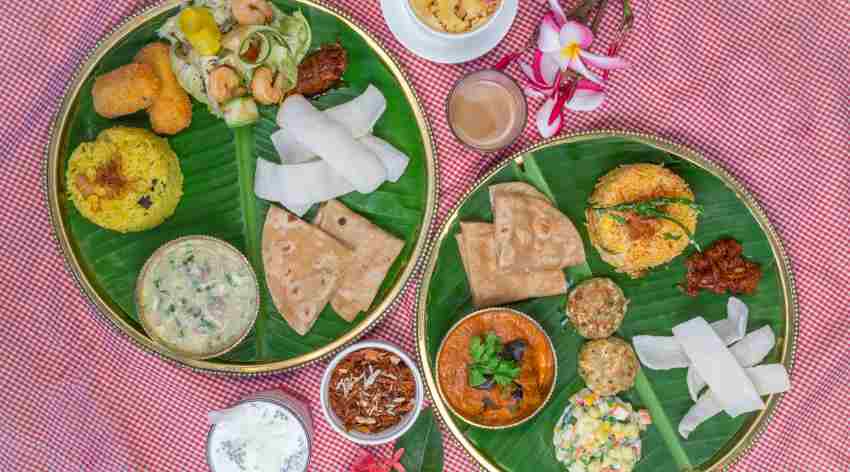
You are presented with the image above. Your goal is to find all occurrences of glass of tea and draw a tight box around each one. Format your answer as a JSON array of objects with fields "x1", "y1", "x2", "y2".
[{"x1": 447, "y1": 69, "x2": 527, "y2": 152}]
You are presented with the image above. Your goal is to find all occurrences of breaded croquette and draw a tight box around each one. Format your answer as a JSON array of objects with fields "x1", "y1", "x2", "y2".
[
  {"x1": 92, "y1": 63, "x2": 161, "y2": 118},
  {"x1": 134, "y1": 43, "x2": 192, "y2": 135}
]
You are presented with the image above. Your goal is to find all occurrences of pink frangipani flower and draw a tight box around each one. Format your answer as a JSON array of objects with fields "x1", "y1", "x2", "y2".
[
  {"x1": 494, "y1": 0, "x2": 632, "y2": 138},
  {"x1": 522, "y1": 56, "x2": 607, "y2": 138},
  {"x1": 538, "y1": 19, "x2": 628, "y2": 84},
  {"x1": 566, "y1": 79, "x2": 606, "y2": 111}
]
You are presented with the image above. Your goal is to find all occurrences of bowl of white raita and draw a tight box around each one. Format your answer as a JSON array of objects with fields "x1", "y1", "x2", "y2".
[{"x1": 206, "y1": 390, "x2": 313, "y2": 472}]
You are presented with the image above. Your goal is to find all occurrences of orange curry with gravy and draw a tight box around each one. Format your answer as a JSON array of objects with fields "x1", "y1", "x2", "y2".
[{"x1": 437, "y1": 309, "x2": 556, "y2": 427}]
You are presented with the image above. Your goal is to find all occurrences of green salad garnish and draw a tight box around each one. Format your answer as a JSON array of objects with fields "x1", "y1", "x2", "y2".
[{"x1": 468, "y1": 333, "x2": 520, "y2": 387}]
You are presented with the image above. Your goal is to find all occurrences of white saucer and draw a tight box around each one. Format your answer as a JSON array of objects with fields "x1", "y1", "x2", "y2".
[{"x1": 380, "y1": 0, "x2": 519, "y2": 64}]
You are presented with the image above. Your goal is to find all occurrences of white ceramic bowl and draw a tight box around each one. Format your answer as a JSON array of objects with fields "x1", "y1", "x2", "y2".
[
  {"x1": 320, "y1": 340, "x2": 424, "y2": 445},
  {"x1": 403, "y1": 0, "x2": 506, "y2": 41}
]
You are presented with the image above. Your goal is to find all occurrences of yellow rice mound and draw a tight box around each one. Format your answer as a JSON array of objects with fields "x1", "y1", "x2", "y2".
[
  {"x1": 67, "y1": 127, "x2": 183, "y2": 233},
  {"x1": 585, "y1": 164, "x2": 698, "y2": 278}
]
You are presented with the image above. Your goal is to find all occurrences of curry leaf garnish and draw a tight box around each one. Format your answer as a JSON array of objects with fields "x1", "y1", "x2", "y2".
[
  {"x1": 608, "y1": 213, "x2": 627, "y2": 224},
  {"x1": 592, "y1": 197, "x2": 703, "y2": 251},
  {"x1": 468, "y1": 332, "x2": 520, "y2": 387}
]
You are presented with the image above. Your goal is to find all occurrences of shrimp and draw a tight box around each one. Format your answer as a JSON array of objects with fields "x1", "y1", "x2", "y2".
[
  {"x1": 207, "y1": 66, "x2": 245, "y2": 104},
  {"x1": 251, "y1": 66, "x2": 285, "y2": 105},
  {"x1": 231, "y1": 0, "x2": 274, "y2": 25},
  {"x1": 221, "y1": 25, "x2": 251, "y2": 52}
]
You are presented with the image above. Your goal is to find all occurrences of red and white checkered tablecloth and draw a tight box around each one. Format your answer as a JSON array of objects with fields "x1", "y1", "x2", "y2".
[{"x1": 1, "y1": 0, "x2": 848, "y2": 470}]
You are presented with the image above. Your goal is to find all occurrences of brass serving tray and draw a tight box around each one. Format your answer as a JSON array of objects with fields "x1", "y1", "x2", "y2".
[
  {"x1": 46, "y1": 0, "x2": 437, "y2": 375},
  {"x1": 415, "y1": 131, "x2": 797, "y2": 471}
]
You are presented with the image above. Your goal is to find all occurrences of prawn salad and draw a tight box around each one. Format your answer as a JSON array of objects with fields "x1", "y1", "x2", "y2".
[{"x1": 158, "y1": 0, "x2": 314, "y2": 126}]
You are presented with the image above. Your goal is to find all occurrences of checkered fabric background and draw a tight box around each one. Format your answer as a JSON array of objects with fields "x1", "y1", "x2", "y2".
[{"x1": 1, "y1": 0, "x2": 848, "y2": 470}]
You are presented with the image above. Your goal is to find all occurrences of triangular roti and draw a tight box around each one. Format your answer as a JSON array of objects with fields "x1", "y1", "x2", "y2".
[
  {"x1": 490, "y1": 183, "x2": 585, "y2": 272},
  {"x1": 262, "y1": 206, "x2": 353, "y2": 335},
  {"x1": 314, "y1": 200, "x2": 404, "y2": 321},
  {"x1": 489, "y1": 182, "x2": 550, "y2": 206},
  {"x1": 456, "y1": 222, "x2": 566, "y2": 309}
]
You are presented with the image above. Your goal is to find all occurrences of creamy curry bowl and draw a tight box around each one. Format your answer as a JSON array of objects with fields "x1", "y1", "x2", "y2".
[
  {"x1": 436, "y1": 308, "x2": 557, "y2": 429},
  {"x1": 136, "y1": 236, "x2": 260, "y2": 360},
  {"x1": 407, "y1": 0, "x2": 503, "y2": 38}
]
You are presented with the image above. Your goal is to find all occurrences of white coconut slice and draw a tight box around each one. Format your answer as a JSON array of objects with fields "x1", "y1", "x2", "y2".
[
  {"x1": 276, "y1": 84, "x2": 386, "y2": 138},
  {"x1": 632, "y1": 336, "x2": 691, "y2": 369},
  {"x1": 254, "y1": 146, "x2": 409, "y2": 216},
  {"x1": 324, "y1": 84, "x2": 387, "y2": 137},
  {"x1": 712, "y1": 296, "x2": 749, "y2": 345},
  {"x1": 254, "y1": 158, "x2": 354, "y2": 216},
  {"x1": 273, "y1": 130, "x2": 409, "y2": 180},
  {"x1": 634, "y1": 298, "x2": 750, "y2": 370},
  {"x1": 271, "y1": 128, "x2": 313, "y2": 164},
  {"x1": 679, "y1": 363, "x2": 790, "y2": 438},
  {"x1": 687, "y1": 325, "x2": 776, "y2": 400},
  {"x1": 279, "y1": 95, "x2": 386, "y2": 194},
  {"x1": 686, "y1": 368, "x2": 706, "y2": 403},
  {"x1": 673, "y1": 317, "x2": 764, "y2": 417},
  {"x1": 359, "y1": 136, "x2": 409, "y2": 183},
  {"x1": 728, "y1": 325, "x2": 776, "y2": 367}
]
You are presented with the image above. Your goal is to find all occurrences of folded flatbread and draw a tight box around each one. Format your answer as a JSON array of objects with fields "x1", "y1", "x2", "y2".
[
  {"x1": 456, "y1": 222, "x2": 567, "y2": 309},
  {"x1": 314, "y1": 200, "x2": 404, "y2": 321},
  {"x1": 262, "y1": 206, "x2": 353, "y2": 335},
  {"x1": 490, "y1": 182, "x2": 585, "y2": 272}
]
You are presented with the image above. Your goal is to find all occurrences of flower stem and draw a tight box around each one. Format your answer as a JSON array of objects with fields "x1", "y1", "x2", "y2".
[
  {"x1": 569, "y1": 0, "x2": 599, "y2": 23},
  {"x1": 590, "y1": 0, "x2": 609, "y2": 34},
  {"x1": 622, "y1": 0, "x2": 634, "y2": 31}
]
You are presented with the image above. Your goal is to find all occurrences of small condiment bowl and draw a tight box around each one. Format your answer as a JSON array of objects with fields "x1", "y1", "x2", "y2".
[
  {"x1": 206, "y1": 389, "x2": 313, "y2": 472},
  {"x1": 320, "y1": 340, "x2": 424, "y2": 445},
  {"x1": 403, "y1": 0, "x2": 506, "y2": 40},
  {"x1": 135, "y1": 235, "x2": 260, "y2": 361},
  {"x1": 446, "y1": 69, "x2": 528, "y2": 153},
  {"x1": 435, "y1": 307, "x2": 558, "y2": 430}
]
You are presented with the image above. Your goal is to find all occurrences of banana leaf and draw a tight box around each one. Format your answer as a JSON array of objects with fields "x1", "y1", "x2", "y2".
[
  {"x1": 56, "y1": 1, "x2": 431, "y2": 369},
  {"x1": 422, "y1": 135, "x2": 790, "y2": 471}
]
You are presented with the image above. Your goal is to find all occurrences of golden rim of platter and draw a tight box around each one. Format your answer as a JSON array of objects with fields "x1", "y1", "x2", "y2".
[
  {"x1": 45, "y1": 0, "x2": 438, "y2": 375},
  {"x1": 415, "y1": 131, "x2": 798, "y2": 472}
]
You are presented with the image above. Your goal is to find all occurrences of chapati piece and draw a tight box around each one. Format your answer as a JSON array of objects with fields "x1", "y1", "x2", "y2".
[
  {"x1": 262, "y1": 206, "x2": 353, "y2": 336},
  {"x1": 456, "y1": 222, "x2": 566, "y2": 309},
  {"x1": 488, "y1": 182, "x2": 550, "y2": 205},
  {"x1": 490, "y1": 183, "x2": 585, "y2": 272},
  {"x1": 314, "y1": 200, "x2": 404, "y2": 321}
]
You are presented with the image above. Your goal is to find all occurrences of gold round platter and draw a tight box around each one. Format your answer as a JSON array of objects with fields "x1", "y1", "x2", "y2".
[
  {"x1": 46, "y1": 0, "x2": 437, "y2": 375},
  {"x1": 415, "y1": 130, "x2": 797, "y2": 471}
]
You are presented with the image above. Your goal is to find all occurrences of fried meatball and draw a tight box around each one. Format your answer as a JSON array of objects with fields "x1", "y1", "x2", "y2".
[
  {"x1": 92, "y1": 63, "x2": 161, "y2": 118},
  {"x1": 567, "y1": 278, "x2": 629, "y2": 339},
  {"x1": 134, "y1": 42, "x2": 192, "y2": 135},
  {"x1": 578, "y1": 337, "x2": 638, "y2": 396}
]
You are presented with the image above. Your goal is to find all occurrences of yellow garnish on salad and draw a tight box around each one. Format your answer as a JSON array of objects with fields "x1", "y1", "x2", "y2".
[{"x1": 178, "y1": 7, "x2": 221, "y2": 56}]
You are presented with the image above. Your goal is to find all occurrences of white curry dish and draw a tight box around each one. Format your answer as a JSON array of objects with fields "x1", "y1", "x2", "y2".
[
  {"x1": 207, "y1": 390, "x2": 313, "y2": 472},
  {"x1": 136, "y1": 235, "x2": 260, "y2": 360}
]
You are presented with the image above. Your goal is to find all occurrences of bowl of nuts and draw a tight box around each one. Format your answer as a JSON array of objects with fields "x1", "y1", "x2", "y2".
[{"x1": 320, "y1": 340, "x2": 424, "y2": 445}]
